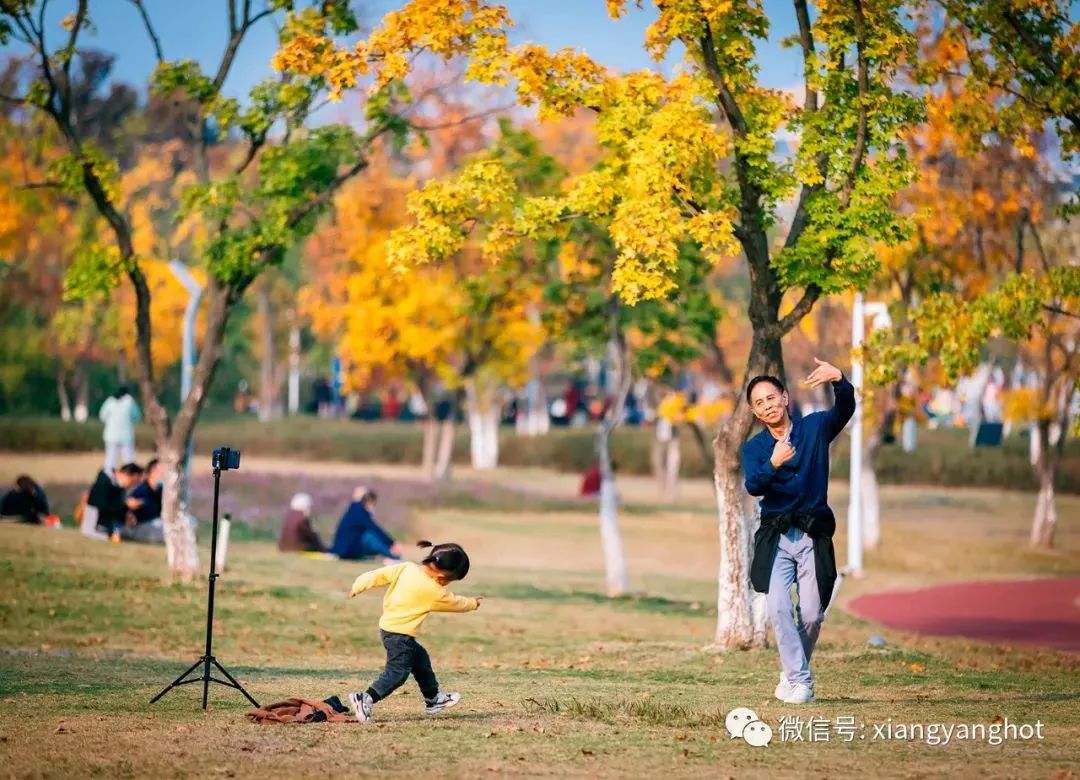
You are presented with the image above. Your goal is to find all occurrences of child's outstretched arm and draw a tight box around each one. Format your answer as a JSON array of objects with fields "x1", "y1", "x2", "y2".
[
  {"x1": 349, "y1": 564, "x2": 399, "y2": 598},
  {"x1": 431, "y1": 592, "x2": 481, "y2": 612}
]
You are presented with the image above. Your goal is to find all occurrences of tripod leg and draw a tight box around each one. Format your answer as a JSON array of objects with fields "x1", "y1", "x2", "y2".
[
  {"x1": 212, "y1": 658, "x2": 260, "y2": 707},
  {"x1": 150, "y1": 656, "x2": 206, "y2": 704},
  {"x1": 202, "y1": 656, "x2": 213, "y2": 710}
]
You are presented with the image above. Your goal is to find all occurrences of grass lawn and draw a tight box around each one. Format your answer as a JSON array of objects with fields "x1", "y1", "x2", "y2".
[{"x1": 1, "y1": 455, "x2": 1079, "y2": 778}]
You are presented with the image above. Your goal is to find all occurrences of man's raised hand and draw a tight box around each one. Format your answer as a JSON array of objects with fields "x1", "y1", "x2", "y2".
[{"x1": 801, "y1": 357, "x2": 842, "y2": 389}]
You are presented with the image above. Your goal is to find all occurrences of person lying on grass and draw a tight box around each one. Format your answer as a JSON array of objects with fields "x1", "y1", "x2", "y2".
[{"x1": 346, "y1": 540, "x2": 482, "y2": 723}]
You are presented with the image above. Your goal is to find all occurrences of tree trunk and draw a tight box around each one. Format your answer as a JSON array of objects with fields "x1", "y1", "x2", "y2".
[
  {"x1": 466, "y1": 380, "x2": 499, "y2": 470},
  {"x1": 160, "y1": 446, "x2": 200, "y2": 581},
  {"x1": 746, "y1": 500, "x2": 769, "y2": 648},
  {"x1": 74, "y1": 361, "x2": 89, "y2": 423},
  {"x1": 711, "y1": 427, "x2": 758, "y2": 650},
  {"x1": 597, "y1": 420, "x2": 629, "y2": 597},
  {"x1": 421, "y1": 417, "x2": 438, "y2": 478},
  {"x1": 966, "y1": 362, "x2": 994, "y2": 447},
  {"x1": 711, "y1": 327, "x2": 782, "y2": 650},
  {"x1": 901, "y1": 415, "x2": 917, "y2": 452},
  {"x1": 155, "y1": 279, "x2": 234, "y2": 581},
  {"x1": 434, "y1": 419, "x2": 455, "y2": 481},
  {"x1": 663, "y1": 436, "x2": 681, "y2": 501},
  {"x1": 651, "y1": 424, "x2": 665, "y2": 490},
  {"x1": 257, "y1": 284, "x2": 279, "y2": 422},
  {"x1": 57, "y1": 370, "x2": 72, "y2": 422},
  {"x1": 1029, "y1": 421, "x2": 1058, "y2": 549},
  {"x1": 516, "y1": 376, "x2": 549, "y2": 437},
  {"x1": 595, "y1": 302, "x2": 633, "y2": 597}
]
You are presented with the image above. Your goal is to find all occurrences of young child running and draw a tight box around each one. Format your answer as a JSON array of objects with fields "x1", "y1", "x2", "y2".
[{"x1": 346, "y1": 540, "x2": 481, "y2": 723}]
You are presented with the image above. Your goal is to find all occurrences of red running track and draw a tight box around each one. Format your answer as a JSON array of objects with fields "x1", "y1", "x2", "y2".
[{"x1": 846, "y1": 578, "x2": 1080, "y2": 653}]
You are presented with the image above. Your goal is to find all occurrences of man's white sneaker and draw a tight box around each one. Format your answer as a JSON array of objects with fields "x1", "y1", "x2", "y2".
[
  {"x1": 347, "y1": 691, "x2": 374, "y2": 723},
  {"x1": 424, "y1": 691, "x2": 461, "y2": 714},
  {"x1": 782, "y1": 682, "x2": 815, "y2": 704},
  {"x1": 775, "y1": 672, "x2": 795, "y2": 701}
]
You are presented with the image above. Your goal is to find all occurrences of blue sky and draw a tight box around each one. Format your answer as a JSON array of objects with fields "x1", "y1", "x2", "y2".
[{"x1": 15, "y1": 0, "x2": 805, "y2": 101}]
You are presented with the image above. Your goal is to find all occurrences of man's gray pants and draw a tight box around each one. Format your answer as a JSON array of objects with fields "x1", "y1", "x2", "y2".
[{"x1": 767, "y1": 527, "x2": 823, "y2": 687}]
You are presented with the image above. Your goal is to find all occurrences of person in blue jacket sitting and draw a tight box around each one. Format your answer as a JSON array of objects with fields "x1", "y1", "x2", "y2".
[{"x1": 330, "y1": 487, "x2": 403, "y2": 562}]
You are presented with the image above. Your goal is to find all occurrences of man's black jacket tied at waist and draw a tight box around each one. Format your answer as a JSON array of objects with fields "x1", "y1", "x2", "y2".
[{"x1": 750, "y1": 509, "x2": 838, "y2": 611}]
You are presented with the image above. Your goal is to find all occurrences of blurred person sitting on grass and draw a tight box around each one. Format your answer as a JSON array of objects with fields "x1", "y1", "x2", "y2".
[
  {"x1": 87, "y1": 463, "x2": 144, "y2": 540},
  {"x1": 0, "y1": 475, "x2": 52, "y2": 525},
  {"x1": 330, "y1": 487, "x2": 403, "y2": 563},
  {"x1": 278, "y1": 492, "x2": 327, "y2": 553},
  {"x1": 119, "y1": 458, "x2": 165, "y2": 544}
]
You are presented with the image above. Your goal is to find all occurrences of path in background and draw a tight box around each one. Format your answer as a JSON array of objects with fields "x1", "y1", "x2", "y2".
[{"x1": 848, "y1": 578, "x2": 1080, "y2": 653}]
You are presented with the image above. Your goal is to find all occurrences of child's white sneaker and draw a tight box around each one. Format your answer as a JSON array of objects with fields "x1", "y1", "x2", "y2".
[
  {"x1": 424, "y1": 691, "x2": 461, "y2": 714},
  {"x1": 348, "y1": 691, "x2": 374, "y2": 723}
]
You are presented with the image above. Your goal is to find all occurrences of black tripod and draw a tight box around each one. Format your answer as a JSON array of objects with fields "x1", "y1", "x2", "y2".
[{"x1": 151, "y1": 449, "x2": 259, "y2": 710}]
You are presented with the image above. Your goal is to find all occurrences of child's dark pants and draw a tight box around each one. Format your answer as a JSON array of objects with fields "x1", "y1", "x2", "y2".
[{"x1": 368, "y1": 630, "x2": 438, "y2": 702}]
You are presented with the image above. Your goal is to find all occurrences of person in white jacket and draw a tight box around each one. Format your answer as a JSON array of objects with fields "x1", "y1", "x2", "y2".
[{"x1": 99, "y1": 386, "x2": 141, "y2": 470}]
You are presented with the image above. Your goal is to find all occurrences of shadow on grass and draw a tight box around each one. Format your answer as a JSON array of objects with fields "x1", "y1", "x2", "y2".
[
  {"x1": 484, "y1": 583, "x2": 714, "y2": 616},
  {"x1": 521, "y1": 695, "x2": 726, "y2": 727}
]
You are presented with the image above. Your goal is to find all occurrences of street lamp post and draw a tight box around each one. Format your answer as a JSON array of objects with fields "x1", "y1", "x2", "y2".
[
  {"x1": 847, "y1": 293, "x2": 890, "y2": 577},
  {"x1": 168, "y1": 261, "x2": 204, "y2": 504}
]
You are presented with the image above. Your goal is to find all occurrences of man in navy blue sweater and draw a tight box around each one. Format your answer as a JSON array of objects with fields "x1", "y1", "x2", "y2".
[
  {"x1": 330, "y1": 487, "x2": 403, "y2": 562},
  {"x1": 742, "y1": 357, "x2": 855, "y2": 705}
]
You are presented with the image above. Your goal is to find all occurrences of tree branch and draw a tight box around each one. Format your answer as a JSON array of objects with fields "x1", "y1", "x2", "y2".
[
  {"x1": 128, "y1": 0, "x2": 165, "y2": 64},
  {"x1": 1026, "y1": 216, "x2": 1052, "y2": 273},
  {"x1": 1043, "y1": 304, "x2": 1080, "y2": 321},
  {"x1": 777, "y1": 284, "x2": 823, "y2": 335},
  {"x1": 782, "y1": 0, "x2": 827, "y2": 251},
  {"x1": 792, "y1": 0, "x2": 819, "y2": 114},
  {"x1": 698, "y1": 24, "x2": 748, "y2": 137},
  {"x1": 698, "y1": 20, "x2": 769, "y2": 260},
  {"x1": 60, "y1": 0, "x2": 89, "y2": 116},
  {"x1": 838, "y1": 0, "x2": 870, "y2": 208},
  {"x1": 1001, "y1": 9, "x2": 1061, "y2": 79}
]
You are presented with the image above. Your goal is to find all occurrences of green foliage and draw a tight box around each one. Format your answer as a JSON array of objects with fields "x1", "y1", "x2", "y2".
[
  {"x1": 62, "y1": 243, "x2": 122, "y2": 300},
  {"x1": 46, "y1": 145, "x2": 120, "y2": 202},
  {"x1": 867, "y1": 267, "x2": 1080, "y2": 384},
  {"x1": 181, "y1": 125, "x2": 361, "y2": 287}
]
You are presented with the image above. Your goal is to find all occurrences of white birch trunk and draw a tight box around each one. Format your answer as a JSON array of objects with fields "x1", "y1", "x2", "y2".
[
  {"x1": 900, "y1": 415, "x2": 917, "y2": 452},
  {"x1": 1030, "y1": 421, "x2": 1058, "y2": 549},
  {"x1": 597, "y1": 425, "x2": 629, "y2": 597},
  {"x1": 57, "y1": 373, "x2": 72, "y2": 422},
  {"x1": 74, "y1": 365, "x2": 89, "y2": 423},
  {"x1": 466, "y1": 382, "x2": 500, "y2": 470},
  {"x1": 421, "y1": 418, "x2": 438, "y2": 479},
  {"x1": 434, "y1": 419, "x2": 455, "y2": 481},
  {"x1": 1030, "y1": 468, "x2": 1057, "y2": 549},
  {"x1": 746, "y1": 501, "x2": 769, "y2": 648},
  {"x1": 516, "y1": 376, "x2": 549, "y2": 437},
  {"x1": 161, "y1": 447, "x2": 200, "y2": 581},
  {"x1": 711, "y1": 466, "x2": 756, "y2": 649},
  {"x1": 663, "y1": 437, "x2": 681, "y2": 500}
]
